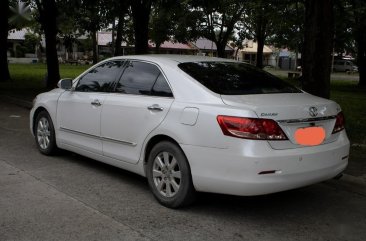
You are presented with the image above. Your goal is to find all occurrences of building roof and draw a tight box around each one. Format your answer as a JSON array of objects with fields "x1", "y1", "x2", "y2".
[
  {"x1": 8, "y1": 29, "x2": 29, "y2": 40},
  {"x1": 240, "y1": 39, "x2": 272, "y2": 54},
  {"x1": 8, "y1": 29, "x2": 233, "y2": 53},
  {"x1": 97, "y1": 31, "x2": 129, "y2": 47},
  {"x1": 191, "y1": 38, "x2": 233, "y2": 51},
  {"x1": 148, "y1": 40, "x2": 194, "y2": 50}
]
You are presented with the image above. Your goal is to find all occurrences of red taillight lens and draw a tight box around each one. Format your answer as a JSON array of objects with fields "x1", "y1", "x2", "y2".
[
  {"x1": 332, "y1": 112, "x2": 345, "y2": 134},
  {"x1": 217, "y1": 115, "x2": 288, "y2": 140}
]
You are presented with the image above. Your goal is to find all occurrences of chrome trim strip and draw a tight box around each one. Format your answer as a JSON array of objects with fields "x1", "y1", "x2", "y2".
[
  {"x1": 277, "y1": 115, "x2": 337, "y2": 124},
  {"x1": 60, "y1": 127, "x2": 99, "y2": 139},
  {"x1": 59, "y1": 127, "x2": 137, "y2": 146},
  {"x1": 101, "y1": 136, "x2": 137, "y2": 146}
]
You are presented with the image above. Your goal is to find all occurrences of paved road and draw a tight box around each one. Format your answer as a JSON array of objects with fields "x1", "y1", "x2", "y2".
[{"x1": 1, "y1": 102, "x2": 366, "y2": 241}]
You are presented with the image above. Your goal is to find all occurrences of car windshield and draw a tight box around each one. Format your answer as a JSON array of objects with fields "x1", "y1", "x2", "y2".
[{"x1": 178, "y1": 61, "x2": 301, "y2": 95}]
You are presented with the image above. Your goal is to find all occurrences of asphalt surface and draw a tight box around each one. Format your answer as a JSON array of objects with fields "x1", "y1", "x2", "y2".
[{"x1": 1, "y1": 101, "x2": 366, "y2": 241}]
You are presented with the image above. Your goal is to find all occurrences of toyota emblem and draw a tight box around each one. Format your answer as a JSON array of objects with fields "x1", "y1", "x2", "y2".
[{"x1": 309, "y1": 107, "x2": 318, "y2": 117}]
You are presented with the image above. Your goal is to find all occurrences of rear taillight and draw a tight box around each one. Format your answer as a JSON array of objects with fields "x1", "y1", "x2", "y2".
[
  {"x1": 217, "y1": 115, "x2": 288, "y2": 140},
  {"x1": 332, "y1": 112, "x2": 345, "y2": 134}
]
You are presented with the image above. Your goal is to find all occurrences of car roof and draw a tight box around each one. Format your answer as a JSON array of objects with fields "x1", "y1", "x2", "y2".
[{"x1": 108, "y1": 54, "x2": 238, "y2": 65}]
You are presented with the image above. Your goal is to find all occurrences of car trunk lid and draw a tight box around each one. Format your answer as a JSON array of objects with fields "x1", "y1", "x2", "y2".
[{"x1": 220, "y1": 93, "x2": 341, "y2": 149}]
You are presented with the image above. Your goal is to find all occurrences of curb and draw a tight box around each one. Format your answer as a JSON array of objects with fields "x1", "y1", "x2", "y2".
[{"x1": 0, "y1": 95, "x2": 33, "y2": 110}]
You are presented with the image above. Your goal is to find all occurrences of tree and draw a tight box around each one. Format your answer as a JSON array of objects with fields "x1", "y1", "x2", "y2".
[
  {"x1": 302, "y1": 0, "x2": 334, "y2": 99},
  {"x1": 131, "y1": 0, "x2": 153, "y2": 54},
  {"x1": 333, "y1": 0, "x2": 355, "y2": 56},
  {"x1": 112, "y1": 1, "x2": 131, "y2": 56},
  {"x1": 150, "y1": 2, "x2": 171, "y2": 53},
  {"x1": 241, "y1": 0, "x2": 270, "y2": 68},
  {"x1": 77, "y1": 0, "x2": 104, "y2": 63},
  {"x1": 34, "y1": 0, "x2": 60, "y2": 89},
  {"x1": 351, "y1": 0, "x2": 366, "y2": 87},
  {"x1": 9, "y1": 0, "x2": 32, "y2": 30},
  {"x1": 149, "y1": 1, "x2": 201, "y2": 52},
  {"x1": 190, "y1": 0, "x2": 246, "y2": 58},
  {"x1": 0, "y1": 0, "x2": 11, "y2": 82}
]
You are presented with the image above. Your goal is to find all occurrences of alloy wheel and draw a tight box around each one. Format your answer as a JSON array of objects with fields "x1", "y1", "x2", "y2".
[
  {"x1": 37, "y1": 117, "x2": 51, "y2": 150},
  {"x1": 152, "y1": 151, "x2": 182, "y2": 198}
]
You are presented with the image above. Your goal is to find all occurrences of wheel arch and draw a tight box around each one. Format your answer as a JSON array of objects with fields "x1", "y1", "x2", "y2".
[
  {"x1": 143, "y1": 134, "x2": 189, "y2": 175},
  {"x1": 32, "y1": 107, "x2": 49, "y2": 135}
]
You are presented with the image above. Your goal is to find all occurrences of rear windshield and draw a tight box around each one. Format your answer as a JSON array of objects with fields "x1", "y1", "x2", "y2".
[{"x1": 178, "y1": 62, "x2": 301, "y2": 95}]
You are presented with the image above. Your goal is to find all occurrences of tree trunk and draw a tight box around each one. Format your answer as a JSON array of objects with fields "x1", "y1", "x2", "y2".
[
  {"x1": 114, "y1": 10, "x2": 125, "y2": 56},
  {"x1": 255, "y1": 15, "x2": 266, "y2": 69},
  {"x1": 353, "y1": 0, "x2": 366, "y2": 87},
  {"x1": 0, "y1": 0, "x2": 10, "y2": 82},
  {"x1": 36, "y1": 0, "x2": 60, "y2": 90},
  {"x1": 216, "y1": 42, "x2": 226, "y2": 58},
  {"x1": 356, "y1": 30, "x2": 366, "y2": 87},
  {"x1": 131, "y1": 0, "x2": 152, "y2": 54},
  {"x1": 155, "y1": 44, "x2": 161, "y2": 54},
  {"x1": 111, "y1": 18, "x2": 115, "y2": 55},
  {"x1": 91, "y1": 30, "x2": 98, "y2": 64},
  {"x1": 302, "y1": 0, "x2": 334, "y2": 99},
  {"x1": 256, "y1": 37, "x2": 265, "y2": 69}
]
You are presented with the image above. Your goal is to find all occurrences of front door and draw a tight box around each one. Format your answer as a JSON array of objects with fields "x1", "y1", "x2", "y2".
[{"x1": 57, "y1": 60, "x2": 124, "y2": 154}]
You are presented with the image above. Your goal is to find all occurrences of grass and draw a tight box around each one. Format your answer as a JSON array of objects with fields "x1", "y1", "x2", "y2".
[
  {"x1": 0, "y1": 63, "x2": 89, "y2": 100},
  {"x1": 1, "y1": 63, "x2": 365, "y2": 176},
  {"x1": 330, "y1": 81, "x2": 366, "y2": 145}
]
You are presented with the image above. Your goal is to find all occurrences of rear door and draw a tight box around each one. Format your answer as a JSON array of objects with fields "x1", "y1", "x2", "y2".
[
  {"x1": 57, "y1": 60, "x2": 124, "y2": 154},
  {"x1": 101, "y1": 60, "x2": 174, "y2": 164}
]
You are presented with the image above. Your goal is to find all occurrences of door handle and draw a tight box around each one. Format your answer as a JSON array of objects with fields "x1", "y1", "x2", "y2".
[
  {"x1": 91, "y1": 99, "x2": 102, "y2": 107},
  {"x1": 147, "y1": 104, "x2": 164, "y2": 111}
]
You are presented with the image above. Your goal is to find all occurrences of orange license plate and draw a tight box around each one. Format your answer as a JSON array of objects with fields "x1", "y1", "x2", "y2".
[{"x1": 294, "y1": 126, "x2": 326, "y2": 146}]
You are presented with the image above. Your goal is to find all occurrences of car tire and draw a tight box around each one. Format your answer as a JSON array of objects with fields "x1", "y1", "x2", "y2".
[
  {"x1": 146, "y1": 141, "x2": 196, "y2": 208},
  {"x1": 34, "y1": 110, "x2": 58, "y2": 155}
]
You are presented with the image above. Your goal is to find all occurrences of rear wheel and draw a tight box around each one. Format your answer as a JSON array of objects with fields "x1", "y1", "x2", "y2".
[
  {"x1": 146, "y1": 141, "x2": 196, "y2": 208},
  {"x1": 34, "y1": 111, "x2": 58, "y2": 155}
]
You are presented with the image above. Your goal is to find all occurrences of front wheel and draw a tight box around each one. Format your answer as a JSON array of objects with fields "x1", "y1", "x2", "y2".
[
  {"x1": 146, "y1": 141, "x2": 196, "y2": 208},
  {"x1": 34, "y1": 111, "x2": 58, "y2": 155}
]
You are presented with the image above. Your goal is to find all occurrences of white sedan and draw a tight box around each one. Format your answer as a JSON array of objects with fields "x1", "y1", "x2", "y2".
[{"x1": 30, "y1": 55, "x2": 350, "y2": 208}]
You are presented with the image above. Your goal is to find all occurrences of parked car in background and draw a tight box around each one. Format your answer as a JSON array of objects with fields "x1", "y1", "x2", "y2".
[
  {"x1": 333, "y1": 59, "x2": 358, "y2": 72},
  {"x1": 30, "y1": 55, "x2": 350, "y2": 208}
]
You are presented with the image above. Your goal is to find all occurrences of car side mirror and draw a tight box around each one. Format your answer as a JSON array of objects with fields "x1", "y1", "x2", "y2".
[{"x1": 57, "y1": 78, "x2": 73, "y2": 90}]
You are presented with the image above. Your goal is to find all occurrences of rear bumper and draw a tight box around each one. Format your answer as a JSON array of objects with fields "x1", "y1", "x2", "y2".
[{"x1": 181, "y1": 131, "x2": 349, "y2": 196}]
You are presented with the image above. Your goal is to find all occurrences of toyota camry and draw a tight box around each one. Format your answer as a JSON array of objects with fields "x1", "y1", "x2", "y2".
[{"x1": 30, "y1": 55, "x2": 350, "y2": 208}]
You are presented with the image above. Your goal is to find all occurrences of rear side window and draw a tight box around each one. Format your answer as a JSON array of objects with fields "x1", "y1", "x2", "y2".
[
  {"x1": 178, "y1": 62, "x2": 301, "y2": 95},
  {"x1": 76, "y1": 61, "x2": 123, "y2": 92},
  {"x1": 152, "y1": 74, "x2": 173, "y2": 97},
  {"x1": 115, "y1": 61, "x2": 173, "y2": 97}
]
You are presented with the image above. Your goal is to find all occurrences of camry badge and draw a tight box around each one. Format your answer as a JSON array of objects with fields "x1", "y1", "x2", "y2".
[{"x1": 309, "y1": 107, "x2": 318, "y2": 117}]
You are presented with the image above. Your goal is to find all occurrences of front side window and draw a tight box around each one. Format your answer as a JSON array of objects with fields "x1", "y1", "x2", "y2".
[
  {"x1": 75, "y1": 61, "x2": 124, "y2": 92},
  {"x1": 115, "y1": 61, "x2": 172, "y2": 97},
  {"x1": 178, "y1": 62, "x2": 301, "y2": 95}
]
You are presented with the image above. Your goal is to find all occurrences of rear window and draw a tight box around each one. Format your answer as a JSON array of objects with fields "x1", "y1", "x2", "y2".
[{"x1": 178, "y1": 62, "x2": 301, "y2": 95}]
